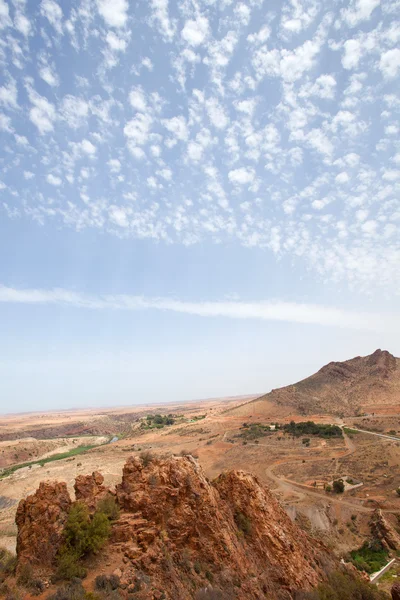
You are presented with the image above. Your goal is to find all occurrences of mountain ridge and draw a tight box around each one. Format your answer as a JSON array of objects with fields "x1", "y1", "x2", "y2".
[{"x1": 244, "y1": 349, "x2": 400, "y2": 417}]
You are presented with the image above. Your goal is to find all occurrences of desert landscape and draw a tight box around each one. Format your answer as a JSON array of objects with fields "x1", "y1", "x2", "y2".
[{"x1": 0, "y1": 350, "x2": 399, "y2": 598}]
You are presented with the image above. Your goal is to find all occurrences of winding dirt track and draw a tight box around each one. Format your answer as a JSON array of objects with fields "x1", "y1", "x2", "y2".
[{"x1": 226, "y1": 428, "x2": 400, "y2": 515}]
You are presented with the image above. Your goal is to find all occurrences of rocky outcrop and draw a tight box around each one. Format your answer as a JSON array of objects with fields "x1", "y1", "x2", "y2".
[
  {"x1": 15, "y1": 481, "x2": 71, "y2": 571},
  {"x1": 392, "y1": 582, "x2": 400, "y2": 600},
  {"x1": 74, "y1": 470, "x2": 108, "y2": 510},
  {"x1": 15, "y1": 456, "x2": 340, "y2": 598},
  {"x1": 370, "y1": 509, "x2": 400, "y2": 551},
  {"x1": 113, "y1": 455, "x2": 336, "y2": 598}
]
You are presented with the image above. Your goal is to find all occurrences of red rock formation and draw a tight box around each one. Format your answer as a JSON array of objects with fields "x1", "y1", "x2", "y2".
[
  {"x1": 15, "y1": 481, "x2": 71, "y2": 572},
  {"x1": 14, "y1": 456, "x2": 342, "y2": 598},
  {"x1": 74, "y1": 470, "x2": 108, "y2": 510},
  {"x1": 113, "y1": 455, "x2": 336, "y2": 598},
  {"x1": 369, "y1": 509, "x2": 400, "y2": 551}
]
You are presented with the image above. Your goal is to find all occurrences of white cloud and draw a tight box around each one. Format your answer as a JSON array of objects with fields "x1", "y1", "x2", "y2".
[
  {"x1": 206, "y1": 98, "x2": 229, "y2": 129},
  {"x1": 47, "y1": 173, "x2": 62, "y2": 186},
  {"x1": 335, "y1": 171, "x2": 350, "y2": 184},
  {"x1": 149, "y1": 0, "x2": 176, "y2": 42},
  {"x1": 299, "y1": 74, "x2": 336, "y2": 99},
  {"x1": 181, "y1": 16, "x2": 209, "y2": 47},
  {"x1": 109, "y1": 205, "x2": 130, "y2": 227},
  {"x1": 379, "y1": 49, "x2": 400, "y2": 79},
  {"x1": 107, "y1": 159, "x2": 121, "y2": 173},
  {"x1": 228, "y1": 167, "x2": 255, "y2": 185},
  {"x1": 124, "y1": 113, "x2": 152, "y2": 145},
  {"x1": 81, "y1": 139, "x2": 96, "y2": 155},
  {"x1": 27, "y1": 88, "x2": 56, "y2": 134},
  {"x1": 97, "y1": 0, "x2": 129, "y2": 28},
  {"x1": 247, "y1": 25, "x2": 270, "y2": 45},
  {"x1": 24, "y1": 171, "x2": 35, "y2": 180},
  {"x1": 0, "y1": 285, "x2": 395, "y2": 332},
  {"x1": 342, "y1": 0, "x2": 380, "y2": 27},
  {"x1": 40, "y1": 0, "x2": 63, "y2": 35},
  {"x1": 0, "y1": 79, "x2": 18, "y2": 109},
  {"x1": 106, "y1": 31, "x2": 127, "y2": 51},
  {"x1": 14, "y1": 11, "x2": 31, "y2": 36},
  {"x1": 0, "y1": 0, "x2": 11, "y2": 29},
  {"x1": 39, "y1": 65, "x2": 59, "y2": 87},
  {"x1": 60, "y1": 95, "x2": 89, "y2": 129},
  {"x1": 129, "y1": 87, "x2": 147, "y2": 112},
  {"x1": 162, "y1": 115, "x2": 188, "y2": 141},
  {"x1": 342, "y1": 39, "x2": 361, "y2": 69}
]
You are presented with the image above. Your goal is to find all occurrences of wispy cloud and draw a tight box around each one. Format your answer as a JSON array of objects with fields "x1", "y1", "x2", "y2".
[{"x1": 0, "y1": 285, "x2": 395, "y2": 332}]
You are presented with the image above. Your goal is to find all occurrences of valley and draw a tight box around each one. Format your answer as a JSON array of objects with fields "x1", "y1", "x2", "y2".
[{"x1": 0, "y1": 351, "x2": 399, "y2": 598}]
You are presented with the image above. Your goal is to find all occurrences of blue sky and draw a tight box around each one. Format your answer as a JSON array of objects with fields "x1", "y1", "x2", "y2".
[{"x1": 0, "y1": 0, "x2": 399, "y2": 412}]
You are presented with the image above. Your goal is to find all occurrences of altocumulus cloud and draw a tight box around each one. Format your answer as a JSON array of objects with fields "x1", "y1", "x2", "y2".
[{"x1": 0, "y1": 285, "x2": 396, "y2": 333}]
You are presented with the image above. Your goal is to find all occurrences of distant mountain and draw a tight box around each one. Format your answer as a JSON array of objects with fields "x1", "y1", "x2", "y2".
[{"x1": 251, "y1": 349, "x2": 400, "y2": 416}]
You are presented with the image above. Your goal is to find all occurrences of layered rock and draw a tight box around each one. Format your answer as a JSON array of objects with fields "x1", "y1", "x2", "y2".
[
  {"x1": 15, "y1": 456, "x2": 341, "y2": 598},
  {"x1": 15, "y1": 481, "x2": 72, "y2": 571},
  {"x1": 113, "y1": 455, "x2": 336, "y2": 598},
  {"x1": 74, "y1": 470, "x2": 108, "y2": 510},
  {"x1": 370, "y1": 509, "x2": 400, "y2": 551}
]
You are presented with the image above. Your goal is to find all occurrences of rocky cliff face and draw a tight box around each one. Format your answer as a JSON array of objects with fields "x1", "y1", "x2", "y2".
[
  {"x1": 15, "y1": 455, "x2": 339, "y2": 598},
  {"x1": 370, "y1": 509, "x2": 400, "y2": 551},
  {"x1": 15, "y1": 481, "x2": 71, "y2": 572}
]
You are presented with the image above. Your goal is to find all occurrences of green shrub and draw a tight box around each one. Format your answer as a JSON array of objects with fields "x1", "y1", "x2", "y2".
[
  {"x1": 325, "y1": 484, "x2": 332, "y2": 493},
  {"x1": 349, "y1": 540, "x2": 389, "y2": 574},
  {"x1": 0, "y1": 547, "x2": 17, "y2": 581},
  {"x1": 56, "y1": 501, "x2": 111, "y2": 581},
  {"x1": 234, "y1": 512, "x2": 252, "y2": 536},
  {"x1": 94, "y1": 574, "x2": 120, "y2": 592},
  {"x1": 55, "y1": 549, "x2": 86, "y2": 581},
  {"x1": 283, "y1": 421, "x2": 342, "y2": 438},
  {"x1": 96, "y1": 495, "x2": 120, "y2": 521},
  {"x1": 16, "y1": 563, "x2": 45, "y2": 594},
  {"x1": 332, "y1": 479, "x2": 345, "y2": 494},
  {"x1": 140, "y1": 451, "x2": 154, "y2": 467},
  {"x1": 194, "y1": 561, "x2": 201, "y2": 574},
  {"x1": 48, "y1": 578, "x2": 95, "y2": 600}
]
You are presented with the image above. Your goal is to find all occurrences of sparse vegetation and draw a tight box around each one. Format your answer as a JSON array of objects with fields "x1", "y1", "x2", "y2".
[
  {"x1": 16, "y1": 562, "x2": 45, "y2": 594},
  {"x1": 141, "y1": 414, "x2": 175, "y2": 430},
  {"x1": 48, "y1": 578, "x2": 99, "y2": 600},
  {"x1": 234, "y1": 511, "x2": 252, "y2": 536},
  {"x1": 283, "y1": 421, "x2": 342, "y2": 438},
  {"x1": 96, "y1": 495, "x2": 120, "y2": 521},
  {"x1": 0, "y1": 547, "x2": 17, "y2": 582},
  {"x1": 140, "y1": 450, "x2": 154, "y2": 466},
  {"x1": 94, "y1": 573, "x2": 120, "y2": 592},
  {"x1": 294, "y1": 569, "x2": 389, "y2": 599},
  {"x1": 349, "y1": 539, "x2": 389, "y2": 574}
]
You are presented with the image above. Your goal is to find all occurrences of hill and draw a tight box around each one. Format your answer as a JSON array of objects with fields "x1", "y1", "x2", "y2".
[{"x1": 233, "y1": 349, "x2": 400, "y2": 417}]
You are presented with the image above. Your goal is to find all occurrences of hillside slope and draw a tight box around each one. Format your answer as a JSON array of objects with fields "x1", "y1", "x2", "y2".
[{"x1": 237, "y1": 349, "x2": 400, "y2": 417}]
